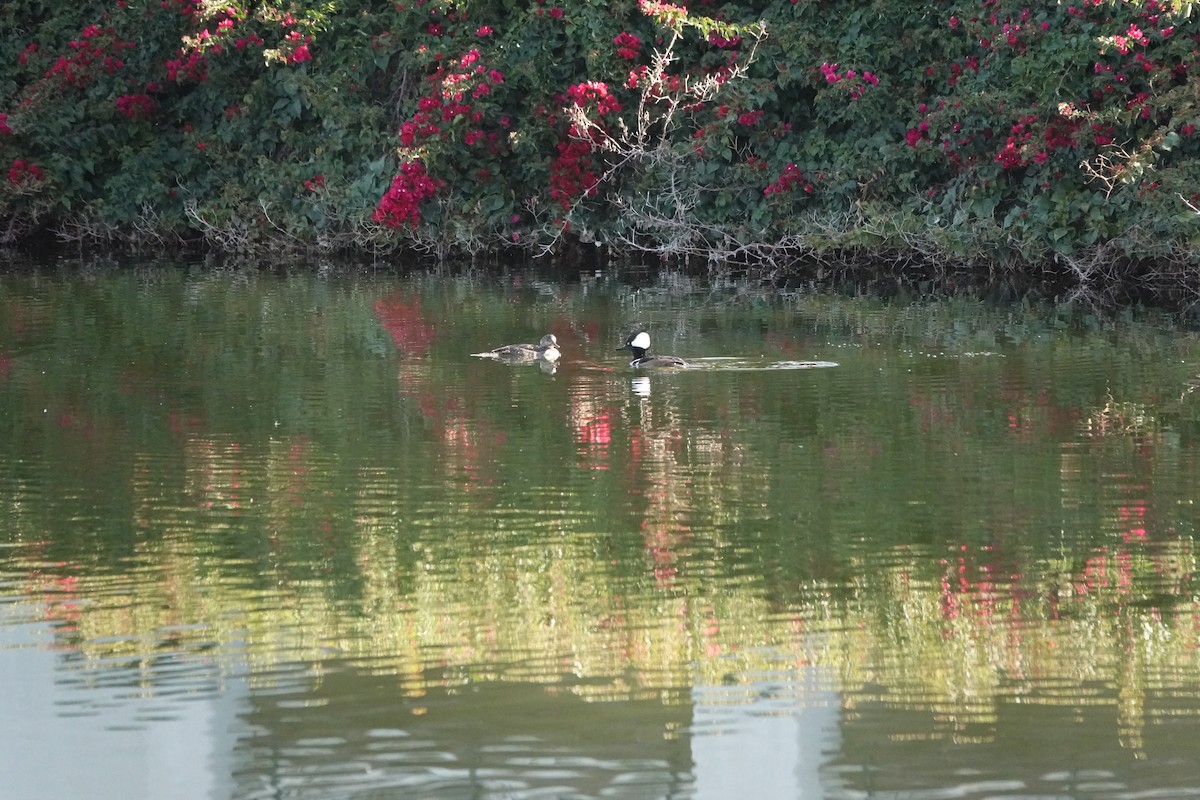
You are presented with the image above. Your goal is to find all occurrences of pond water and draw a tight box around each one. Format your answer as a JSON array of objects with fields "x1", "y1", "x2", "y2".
[{"x1": 3, "y1": 261, "x2": 1200, "y2": 800}]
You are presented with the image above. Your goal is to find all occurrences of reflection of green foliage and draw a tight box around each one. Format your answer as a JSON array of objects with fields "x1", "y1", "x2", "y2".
[{"x1": 4, "y1": 271, "x2": 1200, "y2": 746}]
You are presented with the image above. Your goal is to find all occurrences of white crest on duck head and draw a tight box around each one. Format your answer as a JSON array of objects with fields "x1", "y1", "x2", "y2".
[{"x1": 630, "y1": 331, "x2": 651, "y2": 350}]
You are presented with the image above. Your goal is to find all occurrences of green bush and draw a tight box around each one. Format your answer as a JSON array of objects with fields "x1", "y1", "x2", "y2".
[{"x1": 1, "y1": 0, "x2": 1198, "y2": 273}]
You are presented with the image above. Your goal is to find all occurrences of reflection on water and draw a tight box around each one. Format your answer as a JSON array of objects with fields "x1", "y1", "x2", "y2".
[{"x1": 4, "y1": 266, "x2": 1200, "y2": 799}]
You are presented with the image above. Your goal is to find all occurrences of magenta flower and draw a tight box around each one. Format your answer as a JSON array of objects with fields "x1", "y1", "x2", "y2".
[
  {"x1": 613, "y1": 31, "x2": 641, "y2": 60},
  {"x1": 373, "y1": 161, "x2": 444, "y2": 227},
  {"x1": 115, "y1": 93, "x2": 156, "y2": 120}
]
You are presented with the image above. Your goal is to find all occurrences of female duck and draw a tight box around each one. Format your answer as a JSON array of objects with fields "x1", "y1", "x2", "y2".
[
  {"x1": 472, "y1": 333, "x2": 560, "y2": 363},
  {"x1": 617, "y1": 331, "x2": 687, "y2": 369}
]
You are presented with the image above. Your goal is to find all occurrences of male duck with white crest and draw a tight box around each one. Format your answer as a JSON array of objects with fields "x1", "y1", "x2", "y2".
[{"x1": 617, "y1": 331, "x2": 687, "y2": 369}]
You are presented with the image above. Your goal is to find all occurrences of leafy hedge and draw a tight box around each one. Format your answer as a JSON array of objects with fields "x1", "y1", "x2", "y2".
[{"x1": 1, "y1": 0, "x2": 1199, "y2": 273}]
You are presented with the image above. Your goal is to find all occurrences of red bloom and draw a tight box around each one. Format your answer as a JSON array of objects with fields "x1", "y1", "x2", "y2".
[
  {"x1": 566, "y1": 81, "x2": 621, "y2": 114},
  {"x1": 115, "y1": 93, "x2": 156, "y2": 120},
  {"x1": 165, "y1": 50, "x2": 208, "y2": 82},
  {"x1": 549, "y1": 139, "x2": 600, "y2": 209},
  {"x1": 995, "y1": 141, "x2": 1024, "y2": 169},
  {"x1": 373, "y1": 161, "x2": 444, "y2": 227},
  {"x1": 613, "y1": 32, "x2": 641, "y2": 60},
  {"x1": 763, "y1": 163, "x2": 814, "y2": 196},
  {"x1": 8, "y1": 158, "x2": 46, "y2": 186}
]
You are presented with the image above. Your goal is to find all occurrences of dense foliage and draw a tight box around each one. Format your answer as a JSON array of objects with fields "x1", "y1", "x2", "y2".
[{"x1": 1, "y1": 0, "x2": 1199, "y2": 275}]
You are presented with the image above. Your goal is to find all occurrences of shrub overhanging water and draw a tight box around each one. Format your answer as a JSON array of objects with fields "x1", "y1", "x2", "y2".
[{"x1": 1, "y1": 0, "x2": 1198, "y2": 278}]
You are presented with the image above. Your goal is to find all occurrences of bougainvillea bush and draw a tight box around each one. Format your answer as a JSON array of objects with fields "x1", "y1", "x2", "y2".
[{"x1": 1, "y1": 0, "x2": 1199, "y2": 277}]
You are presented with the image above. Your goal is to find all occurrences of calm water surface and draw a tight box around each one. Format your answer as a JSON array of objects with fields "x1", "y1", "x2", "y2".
[{"x1": 3, "y1": 262, "x2": 1200, "y2": 800}]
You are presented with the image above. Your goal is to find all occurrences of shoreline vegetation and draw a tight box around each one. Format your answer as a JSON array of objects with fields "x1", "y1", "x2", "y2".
[{"x1": 2, "y1": 0, "x2": 1200, "y2": 298}]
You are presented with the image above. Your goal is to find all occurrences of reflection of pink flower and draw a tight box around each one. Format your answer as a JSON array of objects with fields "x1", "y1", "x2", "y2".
[
  {"x1": 576, "y1": 413, "x2": 611, "y2": 445},
  {"x1": 374, "y1": 295, "x2": 435, "y2": 355},
  {"x1": 573, "y1": 400, "x2": 614, "y2": 471}
]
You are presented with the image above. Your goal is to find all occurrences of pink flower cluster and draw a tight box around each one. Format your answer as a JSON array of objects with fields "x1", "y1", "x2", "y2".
[
  {"x1": 158, "y1": 0, "x2": 202, "y2": 18},
  {"x1": 1109, "y1": 23, "x2": 1151, "y2": 54},
  {"x1": 818, "y1": 62, "x2": 879, "y2": 99},
  {"x1": 115, "y1": 93, "x2": 156, "y2": 120},
  {"x1": 708, "y1": 32, "x2": 741, "y2": 49},
  {"x1": 166, "y1": 50, "x2": 208, "y2": 82},
  {"x1": 905, "y1": 119, "x2": 930, "y2": 148},
  {"x1": 8, "y1": 158, "x2": 45, "y2": 187},
  {"x1": 285, "y1": 30, "x2": 313, "y2": 64},
  {"x1": 44, "y1": 24, "x2": 135, "y2": 89},
  {"x1": 613, "y1": 32, "x2": 641, "y2": 60},
  {"x1": 763, "y1": 163, "x2": 814, "y2": 196},
  {"x1": 549, "y1": 140, "x2": 600, "y2": 209},
  {"x1": 0, "y1": 113, "x2": 10, "y2": 136},
  {"x1": 566, "y1": 82, "x2": 621, "y2": 115},
  {"x1": 235, "y1": 34, "x2": 265, "y2": 51},
  {"x1": 373, "y1": 161, "x2": 444, "y2": 227},
  {"x1": 945, "y1": 57, "x2": 980, "y2": 87},
  {"x1": 638, "y1": 0, "x2": 687, "y2": 28},
  {"x1": 736, "y1": 109, "x2": 764, "y2": 127},
  {"x1": 397, "y1": 57, "x2": 507, "y2": 150},
  {"x1": 18, "y1": 43, "x2": 39, "y2": 66},
  {"x1": 994, "y1": 141, "x2": 1024, "y2": 169}
]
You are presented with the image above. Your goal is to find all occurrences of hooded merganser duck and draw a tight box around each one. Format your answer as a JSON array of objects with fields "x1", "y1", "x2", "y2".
[
  {"x1": 617, "y1": 331, "x2": 687, "y2": 369},
  {"x1": 472, "y1": 333, "x2": 560, "y2": 363}
]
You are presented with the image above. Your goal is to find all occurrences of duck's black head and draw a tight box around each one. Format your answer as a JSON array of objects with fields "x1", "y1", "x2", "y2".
[{"x1": 616, "y1": 331, "x2": 652, "y2": 360}]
